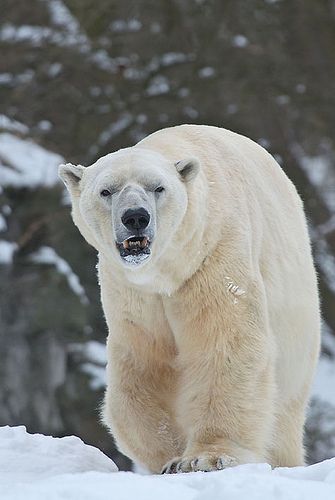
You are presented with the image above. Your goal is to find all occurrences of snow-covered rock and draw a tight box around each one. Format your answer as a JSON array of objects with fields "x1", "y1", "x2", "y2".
[{"x1": 1, "y1": 426, "x2": 335, "y2": 500}]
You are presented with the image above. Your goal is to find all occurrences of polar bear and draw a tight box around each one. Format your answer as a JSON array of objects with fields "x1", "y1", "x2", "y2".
[{"x1": 59, "y1": 124, "x2": 320, "y2": 474}]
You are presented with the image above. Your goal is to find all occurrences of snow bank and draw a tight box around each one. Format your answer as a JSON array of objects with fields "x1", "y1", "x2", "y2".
[
  {"x1": 0, "y1": 426, "x2": 117, "y2": 477},
  {"x1": 1, "y1": 426, "x2": 335, "y2": 500}
]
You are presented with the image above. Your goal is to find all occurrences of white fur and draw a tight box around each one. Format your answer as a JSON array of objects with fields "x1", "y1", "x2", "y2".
[{"x1": 59, "y1": 125, "x2": 320, "y2": 473}]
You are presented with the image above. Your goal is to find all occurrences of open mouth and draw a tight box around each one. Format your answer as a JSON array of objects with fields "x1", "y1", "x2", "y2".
[{"x1": 116, "y1": 236, "x2": 151, "y2": 265}]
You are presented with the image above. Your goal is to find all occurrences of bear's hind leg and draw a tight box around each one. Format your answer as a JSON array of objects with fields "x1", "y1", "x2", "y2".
[{"x1": 269, "y1": 400, "x2": 306, "y2": 467}]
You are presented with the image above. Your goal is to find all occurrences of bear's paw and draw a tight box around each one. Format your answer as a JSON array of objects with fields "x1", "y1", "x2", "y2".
[{"x1": 161, "y1": 452, "x2": 238, "y2": 474}]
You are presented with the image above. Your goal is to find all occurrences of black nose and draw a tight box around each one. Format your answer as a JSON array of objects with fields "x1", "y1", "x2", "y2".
[{"x1": 121, "y1": 208, "x2": 150, "y2": 231}]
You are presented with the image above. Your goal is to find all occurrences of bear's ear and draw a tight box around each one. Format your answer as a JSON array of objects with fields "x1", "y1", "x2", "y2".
[
  {"x1": 58, "y1": 163, "x2": 85, "y2": 191},
  {"x1": 175, "y1": 157, "x2": 200, "y2": 182}
]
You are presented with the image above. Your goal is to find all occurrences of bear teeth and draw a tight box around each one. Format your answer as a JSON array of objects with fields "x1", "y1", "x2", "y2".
[
  {"x1": 122, "y1": 237, "x2": 148, "y2": 250},
  {"x1": 140, "y1": 238, "x2": 148, "y2": 248}
]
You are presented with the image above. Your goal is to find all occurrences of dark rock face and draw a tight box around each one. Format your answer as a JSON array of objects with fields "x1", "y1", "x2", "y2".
[{"x1": 0, "y1": 0, "x2": 334, "y2": 468}]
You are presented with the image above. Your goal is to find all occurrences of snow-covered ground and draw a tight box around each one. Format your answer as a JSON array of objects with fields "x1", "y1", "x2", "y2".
[{"x1": 1, "y1": 426, "x2": 335, "y2": 500}]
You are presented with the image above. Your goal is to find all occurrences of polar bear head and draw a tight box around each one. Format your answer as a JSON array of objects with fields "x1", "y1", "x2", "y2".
[{"x1": 59, "y1": 147, "x2": 200, "y2": 270}]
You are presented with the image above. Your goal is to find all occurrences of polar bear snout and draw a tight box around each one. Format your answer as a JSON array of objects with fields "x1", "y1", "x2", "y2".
[
  {"x1": 114, "y1": 197, "x2": 155, "y2": 266},
  {"x1": 121, "y1": 207, "x2": 150, "y2": 231}
]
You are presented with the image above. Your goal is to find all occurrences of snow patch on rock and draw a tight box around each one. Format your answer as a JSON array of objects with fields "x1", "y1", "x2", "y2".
[
  {"x1": 30, "y1": 246, "x2": 88, "y2": 304},
  {"x1": 0, "y1": 114, "x2": 28, "y2": 134},
  {"x1": 0, "y1": 240, "x2": 17, "y2": 264},
  {"x1": 0, "y1": 133, "x2": 63, "y2": 188}
]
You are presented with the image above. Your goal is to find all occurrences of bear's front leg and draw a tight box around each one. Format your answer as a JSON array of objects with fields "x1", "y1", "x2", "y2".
[
  {"x1": 162, "y1": 268, "x2": 276, "y2": 474},
  {"x1": 103, "y1": 328, "x2": 183, "y2": 473}
]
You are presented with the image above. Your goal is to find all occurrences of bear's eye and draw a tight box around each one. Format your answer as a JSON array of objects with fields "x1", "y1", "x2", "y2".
[
  {"x1": 155, "y1": 186, "x2": 164, "y2": 193},
  {"x1": 100, "y1": 189, "x2": 111, "y2": 197}
]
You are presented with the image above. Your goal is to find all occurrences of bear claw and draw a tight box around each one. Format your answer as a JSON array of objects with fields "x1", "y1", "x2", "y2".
[{"x1": 161, "y1": 454, "x2": 237, "y2": 474}]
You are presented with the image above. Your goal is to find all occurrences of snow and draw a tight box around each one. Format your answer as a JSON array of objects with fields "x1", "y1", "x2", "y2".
[
  {"x1": 146, "y1": 75, "x2": 170, "y2": 96},
  {"x1": 0, "y1": 114, "x2": 28, "y2": 134},
  {"x1": 257, "y1": 137, "x2": 271, "y2": 148},
  {"x1": 0, "y1": 240, "x2": 17, "y2": 264},
  {"x1": 145, "y1": 53, "x2": 193, "y2": 76},
  {"x1": 30, "y1": 246, "x2": 89, "y2": 304},
  {"x1": 89, "y1": 49, "x2": 119, "y2": 73},
  {"x1": 232, "y1": 35, "x2": 249, "y2": 48},
  {"x1": 160, "y1": 52, "x2": 193, "y2": 66},
  {"x1": 314, "y1": 239, "x2": 335, "y2": 294},
  {"x1": 47, "y1": 62, "x2": 62, "y2": 77},
  {"x1": 150, "y1": 22, "x2": 161, "y2": 33},
  {"x1": 1, "y1": 426, "x2": 335, "y2": 500},
  {"x1": 317, "y1": 215, "x2": 335, "y2": 237},
  {"x1": 45, "y1": 0, "x2": 82, "y2": 36},
  {"x1": 291, "y1": 145, "x2": 335, "y2": 212},
  {"x1": 0, "y1": 22, "x2": 88, "y2": 51},
  {"x1": 81, "y1": 362, "x2": 106, "y2": 390},
  {"x1": 0, "y1": 73, "x2": 13, "y2": 85},
  {"x1": 198, "y1": 67, "x2": 216, "y2": 78},
  {"x1": 110, "y1": 19, "x2": 142, "y2": 32},
  {"x1": 321, "y1": 322, "x2": 335, "y2": 356},
  {"x1": 97, "y1": 113, "x2": 133, "y2": 147},
  {"x1": 308, "y1": 323, "x2": 335, "y2": 460},
  {"x1": 84, "y1": 340, "x2": 107, "y2": 365},
  {"x1": 37, "y1": 119, "x2": 53, "y2": 132},
  {"x1": 0, "y1": 133, "x2": 63, "y2": 188},
  {"x1": 313, "y1": 356, "x2": 335, "y2": 407},
  {"x1": 0, "y1": 2, "x2": 125, "y2": 74},
  {"x1": 183, "y1": 106, "x2": 199, "y2": 119},
  {"x1": 2, "y1": 204, "x2": 11, "y2": 215},
  {"x1": 89, "y1": 113, "x2": 133, "y2": 156},
  {"x1": 296, "y1": 83, "x2": 306, "y2": 94},
  {"x1": 0, "y1": 24, "x2": 54, "y2": 47},
  {"x1": 70, "y1": 340, "x2": 107, "y2": 389},
  {"x1": 0, "y1": 426, "x2": 117, "y2": 487},
  {"x1": 0, "y1": 70, "x2": 35, "y2": 87},
  {"x1": 178, "y1": 87, "x2": 190, "y2": 98},
  {"x1": 273, "y1": 153, "x2": 283, "y2": 165},
  {"x1": 276, "y1": 94, "x2": 290, "y2": 105}
]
